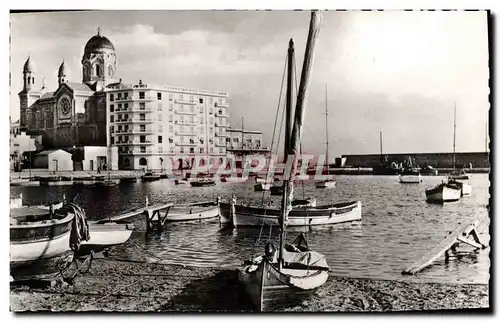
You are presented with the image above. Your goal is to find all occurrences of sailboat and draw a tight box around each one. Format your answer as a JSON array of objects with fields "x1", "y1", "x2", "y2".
[
  {"x1": 425, "y1": 105, "x2": 466, "y2": 202},
  {"x1": 315, "y1": 83, "x2": 336, "y2": 188},
  {"x1": 372, "y1": 130, "x2": 401, "y2": 175},
  {"x1": 238, "y1": 11, "x2": 330, "y2": 312},
  {"x1": 399, "y1": 157, "x2": 422, "y2": 184},
  {"x1": 446, "y1": 105, "x2": 471, "y2": 195}
]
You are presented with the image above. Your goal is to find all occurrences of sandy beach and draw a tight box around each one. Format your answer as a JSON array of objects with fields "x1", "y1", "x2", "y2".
[{"x1": 10, "y1": 257, "x2": 489, "y2": 312}]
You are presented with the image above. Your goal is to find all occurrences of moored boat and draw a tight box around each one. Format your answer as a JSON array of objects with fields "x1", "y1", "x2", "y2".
[
  {"x1": 190, "y1": 177, "x2": 216, "y2": 187},
  {"x1": 165, "y1": 201, "x2": 220, "y2": 222},
  {"x1": 221, "y1": 200, "x2": 361, "y2": 227},
  {"x1": 425, "y1": 182, "x2": 461, "y2": 203},
  {"x1": 399, "y1": 174, "x2": 422, "y2": 184},
  {"x1": 142, "y1": 172, "x2": 161, "y2": 182},
  {"x1": 315, "y1": 180, "x2": 336, "y2": 188},
  {"x1": 254, "y1": 182, "x2": 272, "y2": 191}
]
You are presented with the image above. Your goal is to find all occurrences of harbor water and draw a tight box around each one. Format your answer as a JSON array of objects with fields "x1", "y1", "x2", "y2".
[{"x1": 10, "y1": 174, "x2": 490, "y2": 285}]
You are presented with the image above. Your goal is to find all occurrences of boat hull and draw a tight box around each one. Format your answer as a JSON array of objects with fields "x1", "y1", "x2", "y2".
[
  {"x1": 220, "y1": 201, "x2": 362, "y2": 227},
  {"x1": 399, "y1": 174, "x2": 422, "y2": 184},
  {"x1": 10, "y1": 212, "x2": 75, "y2": 279},
  {"x1": 166, "y1": 204, "x2": 220, "y2": 221},
  {"x1": 254, "y1": 183, "x2": 272, "y2": 191},
  {"x1": 239, "y1": 257, "x2": 328, "y2": 312},
  {"x1": 315, "y1": 180, "x2": 336, "y2": 188},
  {"x1": 190, "y1": 180, "x2": 216, "y2": 187},
  {"x1": 77, "y1": 222, "x2": 134, "y2": 256},
  {"x1": 425, "y1": 183, "x2": 461, "y2": 203}
]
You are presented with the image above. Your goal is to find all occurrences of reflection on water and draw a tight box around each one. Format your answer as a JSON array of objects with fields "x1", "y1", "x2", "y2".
[{"x1": 11, "y1": 174, "x2": 490, "y2": 284}]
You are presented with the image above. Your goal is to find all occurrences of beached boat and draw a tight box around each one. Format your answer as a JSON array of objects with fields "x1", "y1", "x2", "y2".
[
  {"x1": 76, "y1": 220, "x2": 134, "y2": 256},
  {"x1": 165, "y1": 201, "x2": 220, "y2": 222},
  {"x1": 142, "y1": 172, "x2": 161, "y2": 182},
  {"x1": 425, "y1": 182, "x2": 462, "y2": 203},
  {"x1": 315, "y1": 83, "x2": 336, "y2": 189},
  {"x1": 10, "y1": 202, "x2": 89, "y2": 280},
  {"x1": 239, "y1": 12, "x2": 329, "y2": 311}
]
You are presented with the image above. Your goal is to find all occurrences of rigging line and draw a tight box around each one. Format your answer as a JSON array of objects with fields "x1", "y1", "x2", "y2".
[{"x1": 254, "y1": 53, "x2": 288, "y2": 249}]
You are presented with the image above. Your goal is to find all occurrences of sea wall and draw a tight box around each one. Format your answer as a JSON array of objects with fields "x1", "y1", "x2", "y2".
[{"x1": 341, "y1": 152, "x2": 490, "y2": 168}]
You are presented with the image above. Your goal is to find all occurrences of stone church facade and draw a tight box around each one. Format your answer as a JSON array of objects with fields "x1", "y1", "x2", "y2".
[{"x1": 18, "y1": 28, "x2": 118, "y2": 149}]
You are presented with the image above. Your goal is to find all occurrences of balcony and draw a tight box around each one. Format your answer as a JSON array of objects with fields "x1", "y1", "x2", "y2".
[
  {"x1": 175, "y1": 131, "x2": 196, "y2": 136},
  {"x1": 175, "y1": 120, "x2": 196, "y2": 126},
  {"x1": 215, "y1": 142, "x2": 226, "y2": 147},
  {"x1": 175, "y1": 99, "x2": 197, "y2": 105},
  {"x1": 215, "y1": 111, "x2": 229, "y2": 118},
  {"x1": 175, "y1": 110, "x2": 197, "y2": 115},
  {"x1": 216, "y1": 103, "x2": 229, "y2": 108},
  {"x1": 116, "y1": 108, "x2": 154, "y2": 113},
  {"x1": 214, "y1": 132, "x2": 228, "y2": 137},
  {"x1": 119, "y1": 118, "x2": 155, "y2": 124},
  {"x1": 132, "y1": 140, "x2": 154, "y2": 145},
  {"x1": 215, "y1": 122, "x2": 229, "y2": 128},
  {"x1": 114, "y1": 141, "x2": 132, "y2": 146},
  {"x1": 175, "y1": 141, "x2": 198, "y2": 147}
]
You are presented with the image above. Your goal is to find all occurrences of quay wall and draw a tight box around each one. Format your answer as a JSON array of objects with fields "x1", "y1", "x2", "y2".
[{"x1": 341, "y1": 152, "x2": 490, "y2": 169}]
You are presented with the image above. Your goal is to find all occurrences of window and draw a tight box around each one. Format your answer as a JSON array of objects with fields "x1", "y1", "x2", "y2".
[
  {"x1": 169, "y1": 104, "x2": 173, "y2": 111},
  {"x1": 140, "y1": 125, "x2": 146, "y2": 132},
  {"x1": 190, "y1": 116, "x2": 194, "y2": 123},
  {"x1": 110, "y1": 94, "x2": 114, "y2": 102},
  {"x1": 139, "y1": 92, "x2": 145, "y2": 99},
  {"x1": 219, "y1": 148, "x2": 224, "y2": 154},
  {"x1": 209, "y1": 148, "x2": 213, "y2": 153},
  {"x1": 180, "y1": 147, "x2": 184, "y2": 153},
  {"x1": 180, "y1": 115, "x2": 184, "y2": 122},
  {"x1": 140, "y1": 146, "x2": 146, "y2": 153},
  {"x1": 169, "y1": 93, "x2": 173, "y2": 101},
  {"x1": 226, "y1": 138, "x2": 230, "y2": 143},
  {"x1": 180, "y1": 105, "x2": 184, "y2": 112},
  {"x1": 158, "y1": 136, "x2": 163, "y2": 143},
  {"x1": 140, "y1": 103, "x2": 145, "y2": 110},
  {"x1": 124, "y1": 103, "x2": 128, "y2": 110},
  {"x1": 110, "y1": 115, "x2": 114, "y2": 123},
  {"x1": 209, "y1": 128, "x2": 214, "y2": 135},
  {"x1": 233, "y1": 138, "x2": 238, "y2": 142},
  {"x1": 214, "y1": 102, "x2": 218, "y2": 107},
  {"x1": 200, "y1": 116, "x2": 204, "y2": 124},
  {"x1": 96, "y1": 64, "x2": 101, "y2": 76},
  {"x1": 190, "y1": 147, "x2": 195, "y2": 153},
  {"x1": 158, "y1": 124, "x2": 163, "y2": 132},
  {"x1": 169, "y1": 137, "x2": 173, "y2": 143},
  {"x1": 199, "y1": 98, "x2": 204, "y2": 104},
  {"x1": 180, "y1": 136, "x2": 184, "y2": 143},
  {"x1": 158, "y1": 146, "x2": 163, "y2": 153},
  {"x1": 117, "y1": 114, "x2": 122, "y2": 121},
  {"x1": 110, "y1": 126, "x2": 114, "y2": 133},
  {"x1": 110, "y1": 104, "x2": 114, "y2": 112},
  {"x1": 200, "y1": 138, "x2": 204, "y2": 144},
  {"x1": 199, "y1": 107, "x2": 203, "y2": 114},
  {"x1": 140, "y1": 135, "x2": 146, "y2": 143},
  {"x1": 169, "y1": 125, "x2": 173, "y2": 133},
  {"x1": 190, "y1": 105, "x2": 194, "y2": 113},
  {"x1": 190, "y1": 127, "x2": 194, "y2": 133},
  {"x1": 118, "y1": 125, "x2": 122, "y2": 132},
  {"x1": 110, "y1": 137, "x2": 114, "y2": 144},
  {"x1": 169, "y1": 115, "x2": 173, "y2": 122},
  {"x1": 189, "y1": 95, "x2": 194, "y2": 102},
  {"x1": 118, "y1": 93, "x2": 122, "y2": 100},
  {"x1": 158, "y1": 103, "x2": 162, "y2": 111},
  {"x1": 157, "y1": 92, "x2": 162, "y2": 100},
  {"x1": 158, "y1": 114, "x2": 162, "y2": 121},
  {"x1": 170, "y1": 147, "x2": 174, "y2": 153},
  {"x1": 200, "y1": 148, "x2": 204, "y2": 154},
  {"x1": 124, "y1": 125, "x2": 129, "y2": 132},
  {"x1": 124, "y1": 92, "x2": 129, "y2": 99},
  {"x1": 140, "y1": 114, "x2": 145, "y2": 121}
]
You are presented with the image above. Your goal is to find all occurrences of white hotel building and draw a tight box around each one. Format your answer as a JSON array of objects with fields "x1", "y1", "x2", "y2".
[{"x1": 107, "y1": 81, "x2": 230, "y2": 170}]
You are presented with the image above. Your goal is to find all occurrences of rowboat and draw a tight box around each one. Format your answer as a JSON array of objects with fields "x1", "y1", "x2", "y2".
[
  {"x1": 425, "y1": 182, "x2": 462, "y2": 203},
  {"x1": 220, "y1": 200, "x2": 361, "y2": 227},
  {"x1": 165, "y1": 201, "x2": 220, "y2": 222},
  {"x1": 10, "y1": 206, "x2": 75, "y2": 280},
  {"x1": 76, "y1": 220, "x2": 134, "y2": 257},
  {"x1": 239, "y1": 13, "x2": 329, "y2": 311},
  {"x1": 190, "y1": 177, "x2": 216, "y2": 187}
]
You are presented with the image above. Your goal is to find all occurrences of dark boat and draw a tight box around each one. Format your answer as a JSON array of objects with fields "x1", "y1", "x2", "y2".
[
  {"x1": 141, "y1": 172, "x2": 161, "y2": 182},
  {"x1": 190, "y1": 178, "x2": 216, "y2": 187},
  {"x1": 420, "y1": 165, "x2": 439, "y2": 176}
]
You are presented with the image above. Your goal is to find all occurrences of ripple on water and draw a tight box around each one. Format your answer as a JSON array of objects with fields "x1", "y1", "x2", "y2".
[{"x1": 12, "y1": 174, "x2": 491, "y2": 284}]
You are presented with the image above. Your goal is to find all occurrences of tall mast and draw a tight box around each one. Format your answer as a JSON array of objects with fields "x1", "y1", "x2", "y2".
[
  {"x1": 278, "y1": 10, "x2": 323, "y2": 269},
  {"x1": 324, "y1": 82, "x2": 329, "y2": 170},
  {"x1": 453, "y1": 104, "x2": 456, "y2": 171},
  {"x1": 284, "y1": 39, "x2": 295, "y2": 164}
]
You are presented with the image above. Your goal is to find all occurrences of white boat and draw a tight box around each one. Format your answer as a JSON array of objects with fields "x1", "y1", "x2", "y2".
[
  {"x1": 239, "y1": 13, "x2": 329, "y2": 311},
  {"x1": 77, "y1": 220, "x2": 134, "y2": 256},
  {"x1": 254, "y1": 182, "x2": 272, "y2": 191},
  {"x1": 10, "y1": 193, "x2": 65, "y2": 211},
  {"x1": 448, "y1": 178, "x2": 472, "y2": 196},
  {"x1": 222, "y1": 200, "x2": 361, "y2": 227},
  {"x1": 425, "y1": 182, "x2": 462, "y2": 203},
  {"x1": 399, "y1": 174, "x2": 422, "y2": 184},
  {"x1": 315, "y1": 83, "x2": 336, "y2": 189},
  {"x1": 165, "y1": 201, "x2": 220, "y2": 222}
]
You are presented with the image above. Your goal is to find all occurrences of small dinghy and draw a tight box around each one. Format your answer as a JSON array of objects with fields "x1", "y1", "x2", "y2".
[
  {"x1": 76, "y1": 220, "x2": 134, "y2": 257},
  {"x1": 165, "y1": 200, "x2": 220, "y2": 222}
]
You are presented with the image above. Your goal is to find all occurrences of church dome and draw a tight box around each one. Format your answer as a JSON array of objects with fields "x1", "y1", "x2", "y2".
[
  {"x1": 84, "y1": 28, "x2": 115, "y2": 54},
  {"x1": 23, "y1": 56, "x2": 35, "y2": 73}
]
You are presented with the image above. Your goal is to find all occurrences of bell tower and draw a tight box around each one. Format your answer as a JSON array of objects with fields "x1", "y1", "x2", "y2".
[
  {"x1": 81, "y1": 27, "x2": 117, "y2": 90},
  {"x1": 18, "y1": 56, "x2": 41, "y2": 131}
]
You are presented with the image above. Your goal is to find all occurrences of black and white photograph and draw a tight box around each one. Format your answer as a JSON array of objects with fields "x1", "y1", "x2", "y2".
[{"x1": 6, "y1": 5, "x2": 492, "y2": 313}]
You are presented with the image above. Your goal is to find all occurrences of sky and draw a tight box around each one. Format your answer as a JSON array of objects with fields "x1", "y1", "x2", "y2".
[{"x1": 9, "y1": 10, "x2": 490, "y2": 156}]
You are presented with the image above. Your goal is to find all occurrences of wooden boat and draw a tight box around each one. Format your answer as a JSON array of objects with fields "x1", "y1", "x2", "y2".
[
  {"x1": 142, "y1": 172, "x2": 161, "y2": 182},
  {"x1": 315, "y1": 83, "x2": 336, "y2": 189},
  {"x1": 254, "y1": 182, "x2": 272, "y2": 191},
  {"x1": 76, "y1": 220, "x2": 134, "y2": 256},
  {"x1": 399, "y1": 158, "x2": 422, "y2": 184},
  {"x1": 448, "y1": 178, "x2": 472, "y2": 196},
  {"x1": 425, "y1": 182, "x2": 462, "y2": 203},
  {"x1": 10, "y1": 194, "x2": 65, "y2": 211},
  {"x1": 10, "y1": 206, "x2": 75, "y2": 280},
  {"x1": 190, "y1": 177, "x2": 216, "y2": 187},
  {"x1": 120, "y1": 176, "x2": 138, "y2": 183},
  {"x1": 165, "y1": 201, "x2": 220, "y2": 222},
  {"x1": 239, "y1": 12, "x2": 329, "y2": 311},
  {"x1": 220, "y1": 200, "x2": 361, "y2": 227}
]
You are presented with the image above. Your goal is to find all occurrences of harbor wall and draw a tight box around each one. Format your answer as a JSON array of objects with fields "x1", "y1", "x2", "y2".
[{"x1": 341, "y1": 152, "x2": 490, "y2": 168}]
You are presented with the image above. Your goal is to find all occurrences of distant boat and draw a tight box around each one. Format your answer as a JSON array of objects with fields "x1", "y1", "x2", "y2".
[
  {"x1": 399, "y1": 158, "x2": 422, "y2": 184},
  {"x1": 420, "y1": 165, "x2": 438, "y2": 176},
  {"x1": 254, "y1": 182, "x2": 272, "y2": 191},
  {"x1": 315, "y1": 83, "x2": 336, "y2": 189},
  {"x1": 372, "y1": 131, "x2": 401, "y2": 176},
  {"x1": 425, "y1": 181, "x2": 461, "y2": 203},
  {"x1": 190, "y1": 177, "x2": 216, "y2": 187},
  {"x1": 174, "y1": 177, "x2": 190, "y2": 185},
  {"x1": 142, "y1": 171, "x2": 161, "y2": 182}
]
